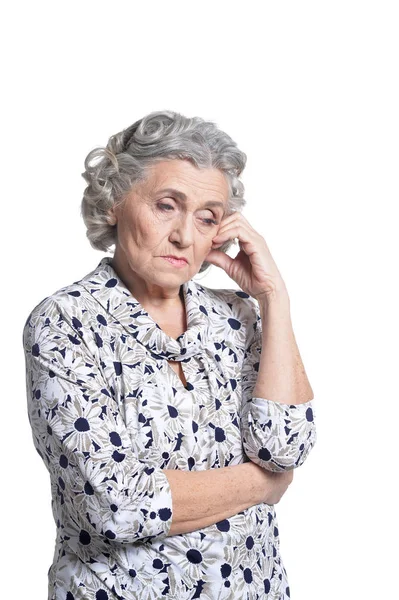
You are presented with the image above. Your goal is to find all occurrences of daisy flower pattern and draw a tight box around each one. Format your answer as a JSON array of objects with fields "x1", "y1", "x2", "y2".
[
  {"x1": 23, "y1": 256, "x2": 317, "y2": 599},
  {"x1": 240, "y1": 298, "x2": 317, "y2": 473}
]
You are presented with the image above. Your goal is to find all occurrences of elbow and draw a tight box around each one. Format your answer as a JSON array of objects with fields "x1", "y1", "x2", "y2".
[
  {"x1": 242, "y1": 427, "x2": 317, "y2": 472},
  {"x1": 241, "y1": 397, "x2": 317, "y2": 472},
  {"x1": 87, "y1": 469, "x2": 174, "y2": 545},
  {"x1": 96, "y1": 509, "x2": 173, "y2": 545},
  {"x1": 60, "y1": 499, "x2": 172, "y2": 550},
  {"x1": 60, "y1": 466, "x2": 174, "y2": 546}
]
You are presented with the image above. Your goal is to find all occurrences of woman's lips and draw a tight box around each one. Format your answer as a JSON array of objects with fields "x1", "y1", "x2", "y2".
[{"x1": 161, "y1": 256, "x2": 188, "y2": 267}]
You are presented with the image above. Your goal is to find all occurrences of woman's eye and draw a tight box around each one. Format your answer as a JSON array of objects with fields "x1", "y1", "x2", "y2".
[
  {"x1": 158, "y1": 203, "x2": 174, "y2": 211},
  {"x1": 202, "y1": 217, "x2": 218, "y2": 225},
  {"x1": 199, "y1": 212, "x2": 219, "y2": 225},
  {"x1": 158, "y1": 202, "x2": 218, "y2": 225}
]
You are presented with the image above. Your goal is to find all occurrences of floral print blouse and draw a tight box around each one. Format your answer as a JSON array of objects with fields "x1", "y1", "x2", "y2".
[{"x1": 23, "y1": 256, "x2": 317, "y2": 600}]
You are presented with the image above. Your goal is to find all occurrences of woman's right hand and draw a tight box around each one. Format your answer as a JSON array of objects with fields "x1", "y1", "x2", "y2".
[{"x1": 252, "y1": 462, "x2": 294, "y2": 504}]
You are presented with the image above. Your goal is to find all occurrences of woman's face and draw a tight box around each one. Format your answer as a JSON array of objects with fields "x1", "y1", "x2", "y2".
[{"x1": 109, "y1": 159, "x2": 230, "y2": 291}]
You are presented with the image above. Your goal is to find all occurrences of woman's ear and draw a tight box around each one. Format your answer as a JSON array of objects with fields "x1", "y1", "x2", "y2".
[{"x1": 106, "y1": 208, "x2": 117, "y2": 225}]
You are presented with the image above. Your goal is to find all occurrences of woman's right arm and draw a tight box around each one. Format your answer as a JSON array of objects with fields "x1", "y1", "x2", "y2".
[
  {"x1": 163, "y1": 462, "x2": 293, "y2": 536},
  {"x1": 23, "y1": 298, "x2": 176, "y2": 545}
]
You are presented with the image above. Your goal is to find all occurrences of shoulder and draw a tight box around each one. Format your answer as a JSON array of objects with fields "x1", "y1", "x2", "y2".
[
  {"x1": 22, "y1": 278, "x2": 87, "y2": 351},
  {"x1": 23, "y1": 258, "x2": 108, "y2": 343},
  {"x1": 191, "y1": 280, "x2": 260, "y2": 333}
]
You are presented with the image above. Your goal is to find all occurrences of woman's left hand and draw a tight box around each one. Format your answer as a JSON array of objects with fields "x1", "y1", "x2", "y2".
[{"x1": 205, "y1": 212, "x2": 289, "y2": 303}]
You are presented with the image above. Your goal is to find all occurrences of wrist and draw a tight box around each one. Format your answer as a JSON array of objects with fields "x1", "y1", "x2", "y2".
[
  {"x1": 242, "y1": 461, "x2": 266, "y2": 505},
  {"x1": 254, "y1": 282, "x2": 290, "y2": 309},
  {"x1": 257, "y1": 290, "x2": 291, "y2": 316}
]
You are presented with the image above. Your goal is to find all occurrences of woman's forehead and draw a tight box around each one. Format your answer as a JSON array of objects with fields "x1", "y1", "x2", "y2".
[{"x1": 144, "y1": 159, "x2": 230, "y2": 197}]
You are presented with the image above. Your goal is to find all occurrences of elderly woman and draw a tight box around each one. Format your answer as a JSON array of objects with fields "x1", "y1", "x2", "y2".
[{"x1": 23, "y1": 110, "x2": 317, "y2": 600}]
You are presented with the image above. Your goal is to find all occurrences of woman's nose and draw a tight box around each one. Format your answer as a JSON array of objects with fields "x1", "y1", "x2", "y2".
[{"x1": 169, "y1": 215, "x2": 195, "y2": 246}]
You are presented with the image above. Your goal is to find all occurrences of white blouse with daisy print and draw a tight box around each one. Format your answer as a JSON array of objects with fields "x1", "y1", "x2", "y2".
[{"x1": 23, "y1": 256, "x2": 317, "y2": 600}]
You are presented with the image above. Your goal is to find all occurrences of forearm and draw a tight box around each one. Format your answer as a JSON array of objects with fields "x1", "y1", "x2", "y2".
[
  {"x1": 162, "y1": 462, "x2": 261, "y2": 536},
  {"x1": 253, "y1": 291, "x2": 314, "y2": 406}
]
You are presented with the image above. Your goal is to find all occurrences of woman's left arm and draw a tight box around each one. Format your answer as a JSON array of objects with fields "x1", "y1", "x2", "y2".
[
  {"x1": 240, "y1": 292, "x2": 317, "y2": 472},
  {"x1": 206, "y1": 211, "x2": 317, "y2": 472},
  {"x1": 254, "y1": 289, "x2": 314, "y2": 406}
]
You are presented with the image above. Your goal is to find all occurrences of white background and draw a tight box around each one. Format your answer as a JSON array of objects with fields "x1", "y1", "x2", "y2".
[{"x1": 2, "y1": 1, "x2": 398, "y2": 598}]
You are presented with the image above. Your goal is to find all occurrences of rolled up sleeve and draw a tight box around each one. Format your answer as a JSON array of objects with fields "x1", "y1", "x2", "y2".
[
  {"x1": 240, "y1": 299, "x2": 317, "y2": 472},
  {"x1": 23, "y1": 297, "x2": 173, "y2": 545}
]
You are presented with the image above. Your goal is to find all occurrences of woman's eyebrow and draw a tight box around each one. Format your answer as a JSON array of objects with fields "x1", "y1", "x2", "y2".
[{"x1": 156, "y1": 187, "x2": 225, "y2": 210}]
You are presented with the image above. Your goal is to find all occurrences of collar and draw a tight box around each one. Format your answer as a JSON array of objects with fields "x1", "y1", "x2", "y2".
[{"x1": 76, "y1": 256, "x2": 211, "y2": 361}]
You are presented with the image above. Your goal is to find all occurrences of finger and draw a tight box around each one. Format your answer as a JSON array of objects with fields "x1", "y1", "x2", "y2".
[
  {"x1": 217, "y1": 211, "x2": 249, "y2": 230},
  {"x1": 212, "y1": 223, "x2": 254, "y2": 247},
  {"x1": 205, "y1": 249, "x2": 235, "y2": 272},
  {"x1": 219, "y1": 210, "x2": 241, "y2": 224},
  {"x1": 214, "y1": 214, "x2": 254, "y2": 236}
]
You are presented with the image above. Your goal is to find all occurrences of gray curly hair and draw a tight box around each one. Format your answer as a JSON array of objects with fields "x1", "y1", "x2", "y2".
[{"x1": 81, "y1": 110, "x2": 247, "y2": 274}]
